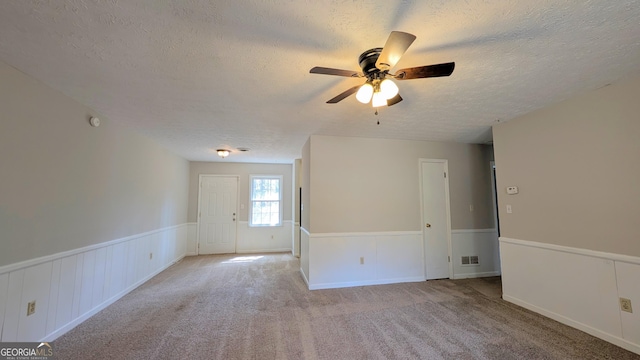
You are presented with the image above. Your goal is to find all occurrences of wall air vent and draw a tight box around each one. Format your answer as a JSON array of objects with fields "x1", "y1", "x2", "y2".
[{"x1": 461, "y1": 256, "x2": 479, "y2": 266}]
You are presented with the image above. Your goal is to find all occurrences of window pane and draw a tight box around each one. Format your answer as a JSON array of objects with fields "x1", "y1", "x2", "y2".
[
  {"x1": 270, "y1": 202, "x2": 279, "y2": 224},
  {"x1": 250, "y1": 177, "x2": 282, "y2": 226},
  {"x1": 251, "y1": 178, "x2": 280, "y2": 201},
  {"x1": 250, "y1": 201, "x2": 280, "y2": 226}
]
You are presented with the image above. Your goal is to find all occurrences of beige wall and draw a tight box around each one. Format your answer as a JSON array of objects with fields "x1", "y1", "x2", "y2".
[
  {"x1": 188, "y1": 162, "x2": 293, "y2": 223},
  {"x1": 305, "y1": 135, "x2": 494, "y2": 233},
  {"x1": 493, "y1": 75, "x2": 640, "y2": 256},
  {"x1": 0, "y1": 61, "x2": 189, "y2": 267}
]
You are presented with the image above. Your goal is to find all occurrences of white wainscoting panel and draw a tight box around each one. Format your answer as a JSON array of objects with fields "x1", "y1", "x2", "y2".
[
  {"x1": 309, "y1": 234, "x2": 377, "y2": 288},
  {"x1": 236, "y1": 220, "x2": 292, "y2": 253},
  {"x1": 377, "y1": 236, "x2": 424, "y2": 282},
  {"x1": 306, "y1": 231, "x2": 424, "y2": 290},
  {"x1": 189, "y1": 221, "x2": 293, "y2": 255},
  {"x1": 4, "y1": 269, "x2": 26, "y2": 341},
  {"x1": 615, "y1": 261, "x2": 640, "y2": 346},
  {"x1": 186, "y1": 223, "x2": 197, "y2": 256},
  {"x1": 293, "y1": 222, "x2": 300, "y2": 258},
  {"x1": 0, "y1": 224, "x2": 188, "y2": 342},
  {"x1": 300, "y1": 228, "x2": 310, "y2": 286},
  {"x1": 55, "y1": 256, "x2": 77, "y2": 332},
  {"x1": 500, "y1": 237, "x2": 640, "y2": 355},
  {"x1": 0, "y1": 273, "x2": 9, "y2": 339},
  {"x1": 451, "y1": 229, "x2": 500, "y2": 279}
]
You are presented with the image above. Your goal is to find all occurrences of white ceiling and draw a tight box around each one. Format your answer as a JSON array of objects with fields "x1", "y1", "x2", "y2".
[{"x1": 1, "y1": 1, "x2": 639, "y2": 163}]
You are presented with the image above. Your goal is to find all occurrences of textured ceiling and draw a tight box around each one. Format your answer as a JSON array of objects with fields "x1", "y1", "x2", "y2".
[{"x1": 1, "y1": 1, "x2": 639, "y2": 163}]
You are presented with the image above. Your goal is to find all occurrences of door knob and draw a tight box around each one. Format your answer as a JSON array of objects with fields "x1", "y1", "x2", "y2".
[{"x1": 425, "y1": 223, "x2": 431, "y2": 228}]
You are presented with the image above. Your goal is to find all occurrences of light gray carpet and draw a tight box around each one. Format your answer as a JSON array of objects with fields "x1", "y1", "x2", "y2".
[{"x1": 54, "y1": 253, "x2": 639, "y2": 359}]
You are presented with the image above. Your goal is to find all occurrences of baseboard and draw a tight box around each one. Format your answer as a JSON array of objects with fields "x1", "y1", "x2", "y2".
[
  {"x1": 185, "y1": 252, "x2": 198, "y2": 256},
  {"x1": 309, "y1": 276, "x2": 425, "y2": 290},
  {"x1": 236, "y1": 248, "x2": 292, "y2": 254},
  {"x1": 299, "y1": 268, "x2": 309, "y2": 287},
  {"x1": 504, "y1": 294, "x2": 640, "y2": 355},
  {"x1": 453, "y1": 271, "x2": 500, "y2": 280}
]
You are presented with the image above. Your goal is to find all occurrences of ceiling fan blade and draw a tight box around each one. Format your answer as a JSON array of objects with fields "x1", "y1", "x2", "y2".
[
  {"x1": 387, "y1": 94, "x2": 403, "y2": 106},
  {"x1": 394, "y1": 62, "x2": 455, "y2": 80},
  {"x1": 326, "y1": 85, "x2": 361, "y2": 103},
  {"x1": 310, "y1": 67, "x2": 363, "y2": 77},
  {"x1": 375, "y1": 31, "x2": 417, "y2": 71}
]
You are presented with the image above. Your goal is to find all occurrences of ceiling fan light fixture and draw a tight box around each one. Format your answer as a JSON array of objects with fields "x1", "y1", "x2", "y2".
[
  {"x1": 371, "y1": 91, "x2": 387, "y2": 108},
  {"x1": 217, "y1": 149, "x2": 230, "y2": 158},
  {"x1": 380, "y1": 78, "x2": 399, "y2": 100},
  {"x1": 356, "y1": 83, "x2": 374, "y2": 103},
  {"x1": 309, "y1": 31, "x2": 454, "y2": 109}
]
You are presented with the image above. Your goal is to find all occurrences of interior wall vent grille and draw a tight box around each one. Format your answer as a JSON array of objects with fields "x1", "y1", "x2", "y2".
[{"x1": 461, "y1": 256, "x2": 479, "y2": 266}]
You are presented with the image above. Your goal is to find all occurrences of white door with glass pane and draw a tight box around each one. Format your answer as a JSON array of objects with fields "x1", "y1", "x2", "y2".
[
  {"x1": 250, "y1": 175, "x2": 283, "y2": 227},
  {"x1": 198, "y1": 175, "x2": 238, "y2": 254}
]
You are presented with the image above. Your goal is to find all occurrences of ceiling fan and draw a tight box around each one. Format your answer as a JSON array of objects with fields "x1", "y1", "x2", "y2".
[{"x1": 310, "y1": 31, "x2": 455, "y2": 108}]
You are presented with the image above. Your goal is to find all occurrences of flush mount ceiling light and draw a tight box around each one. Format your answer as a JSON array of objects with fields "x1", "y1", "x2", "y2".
[
  {"x1": 309, "y1": 31, "x2": 455, "y2": 111},
  {"x1": 217, "y1": 149, "x2": 230, "y2": 158}
]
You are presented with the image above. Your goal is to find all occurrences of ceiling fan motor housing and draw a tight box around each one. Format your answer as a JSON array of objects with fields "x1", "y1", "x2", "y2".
[{"x1": 359, "y1": 48, "x2": 383, "y2": 76}]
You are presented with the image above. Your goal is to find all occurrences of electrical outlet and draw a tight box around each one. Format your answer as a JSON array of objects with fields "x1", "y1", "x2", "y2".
[
  {"x1": 27, "y1": 301, "x2": 36, "y2": 316},
  {"x1": 149, "y1": 252, "x2": 153, "y2": 260},
  {"x1": 360, "y1": 257, "x2": 364, "y2": 265},
  {"x1": 620, "y1": 298, "x2": 633, "y2": 313}
]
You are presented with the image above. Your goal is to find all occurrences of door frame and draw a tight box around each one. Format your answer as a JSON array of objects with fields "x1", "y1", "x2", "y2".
[
  {"x1": 490, "y1": 160, "x2": 502, "y2": 273},
  {"x1": 418, "y1": 158, "x2": 453, "y2": 279},
  {"x1": 490, "y1": 161, "x2": 500, "y2": 236},
  {"x1": 196, "y1": 174, "x2": 240, "y2": 255}
]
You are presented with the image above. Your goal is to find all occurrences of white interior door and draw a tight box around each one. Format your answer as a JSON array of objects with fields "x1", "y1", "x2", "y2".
[
  {"x1": 198, "y1": 176, "x2": 238, "y2": 254},
  {"x1": 421, "y1": 160, "x2": 452, "y2": 280}
]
